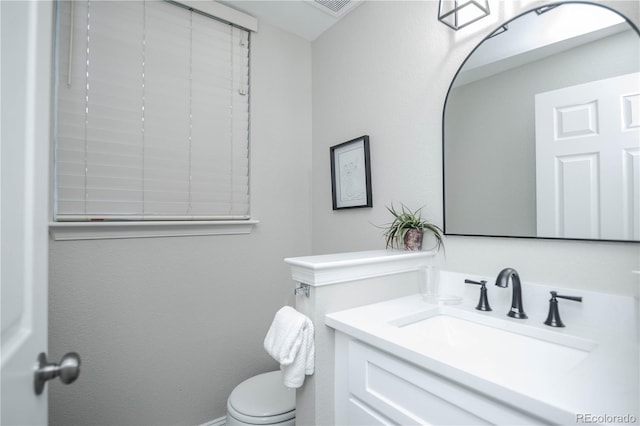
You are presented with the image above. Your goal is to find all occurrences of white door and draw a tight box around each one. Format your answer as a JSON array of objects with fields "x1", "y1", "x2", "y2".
[
  {"x1": 535, "y1": 72, "x2": 640, "y2": 240},
  {"x1": 1, "y1": 1, "x2": 52, "y2": 424}
]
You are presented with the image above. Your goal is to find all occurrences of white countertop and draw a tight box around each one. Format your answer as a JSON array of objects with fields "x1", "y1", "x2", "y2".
[{"x1": 326, "y1": 272, "x2": 639, "y2": 424}]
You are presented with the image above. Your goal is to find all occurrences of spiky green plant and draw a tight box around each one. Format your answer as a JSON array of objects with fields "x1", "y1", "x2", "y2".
[{"x1": 381, "y1": 204, "x2": 444, "y2": 251}]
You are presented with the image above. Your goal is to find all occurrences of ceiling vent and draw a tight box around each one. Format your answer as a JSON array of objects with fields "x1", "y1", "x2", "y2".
[{"x1": 308, "y1": 0, "x2": 359, "y2": 18}]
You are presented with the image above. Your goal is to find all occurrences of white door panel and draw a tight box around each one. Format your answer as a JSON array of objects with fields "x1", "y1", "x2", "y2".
[
  {"x1": 1, "y1": 1, "x2": 52, "y2": 424},
  {"x1": 624, "y1": 148, "x2": 640, "y2": 240},
  {"x1": 536, "y1": 72, "x2": 640, "y2": 240}
]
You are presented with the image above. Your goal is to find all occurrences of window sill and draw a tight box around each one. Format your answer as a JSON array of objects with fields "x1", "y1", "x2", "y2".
[{"x1": 49, "y1": 220, "x2": 259, "y2": 241}]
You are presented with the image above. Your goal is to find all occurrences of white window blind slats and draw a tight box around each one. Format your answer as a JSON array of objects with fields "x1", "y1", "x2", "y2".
[{"x1": 55, "y1": 0, "x2": 250, "y2": 221}]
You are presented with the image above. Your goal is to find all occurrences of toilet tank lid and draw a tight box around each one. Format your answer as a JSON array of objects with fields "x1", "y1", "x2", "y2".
[{"x1": 228, "y1": 371, "x2": 295, "y2": 417}]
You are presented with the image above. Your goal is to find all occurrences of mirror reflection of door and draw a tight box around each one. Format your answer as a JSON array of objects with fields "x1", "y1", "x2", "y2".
[
  {"x1": 443, "y1": 2, "x2": 640, "y2": 241},
  {"x1": 535, "y1": 72, "x2": 640, "y2": 240}
]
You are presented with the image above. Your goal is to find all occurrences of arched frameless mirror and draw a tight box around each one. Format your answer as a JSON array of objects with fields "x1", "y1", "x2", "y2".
[{"x1": 443, "y1": 2, "x2": 640, "y2": 242}]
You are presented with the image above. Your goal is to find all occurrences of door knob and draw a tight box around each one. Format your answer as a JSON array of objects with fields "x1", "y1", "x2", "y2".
[{"x1": 34, "y1": 352, "x2": 81, "y2": 395}]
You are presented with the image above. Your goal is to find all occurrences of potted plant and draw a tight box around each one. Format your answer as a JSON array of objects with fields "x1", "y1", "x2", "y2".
[{"x1": 381, "y1": 204, "x2": 444, "y2": 252}]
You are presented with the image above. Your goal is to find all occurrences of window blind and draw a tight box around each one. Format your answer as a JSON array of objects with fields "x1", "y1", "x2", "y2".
[{"x1": 54, "y1": 0, "x2": 250, "y2": 221}]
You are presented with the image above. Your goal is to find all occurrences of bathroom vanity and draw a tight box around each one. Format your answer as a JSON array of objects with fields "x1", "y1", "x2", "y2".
[{"x1": 326, "y1": 272, "x2": 639, "y2": 425}]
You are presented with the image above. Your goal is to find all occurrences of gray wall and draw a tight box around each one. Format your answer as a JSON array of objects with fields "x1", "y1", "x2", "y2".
[
  {"x1": 48, "y1": 22, "x2": 312, "y2": 426},
  {"x1": 311, "y1": 0, "x2": 640, "y2": 296},
  {"x1": 445, "y1": 29, "x2": 639, "y2": 236}
]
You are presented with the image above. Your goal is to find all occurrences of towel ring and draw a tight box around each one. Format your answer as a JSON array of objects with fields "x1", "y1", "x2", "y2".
[{"x1": 294, "y1": 283, "x2": 310, "y2": 297}]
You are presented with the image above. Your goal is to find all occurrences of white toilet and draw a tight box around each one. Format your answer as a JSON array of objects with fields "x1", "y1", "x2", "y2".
[{"x1": 226, "y1": 371, "x2": 296, "y2": 426}]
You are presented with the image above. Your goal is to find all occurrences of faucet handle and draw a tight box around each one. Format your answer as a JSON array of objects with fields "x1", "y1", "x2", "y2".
[
  {"x1": 554, "y1": 292, "x2": 583, "y2": 302},
  {"x1": 544, "y1": 291, "x2": 582, "y2": 328},
  {"x1": 464, "y1": 279, "x2": 492, "y2": 311}
]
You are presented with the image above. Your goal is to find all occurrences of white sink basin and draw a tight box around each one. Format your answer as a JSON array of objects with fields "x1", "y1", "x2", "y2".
[{"x1": 389, "y1": 308, "x2": 597, "y2": 387}]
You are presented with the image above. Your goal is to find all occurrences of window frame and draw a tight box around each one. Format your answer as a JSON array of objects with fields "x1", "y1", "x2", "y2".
[
  {"x1": 49, "y1": 219, "x2": 259, "y2": 240},
  {"x1": 49, "y1": 0, "x2": 259, "y2": 240}
]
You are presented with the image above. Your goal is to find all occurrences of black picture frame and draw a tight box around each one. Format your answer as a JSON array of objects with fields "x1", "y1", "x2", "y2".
[{"x1": 330, "y1": 135, "x2": 372, "y2": 210}]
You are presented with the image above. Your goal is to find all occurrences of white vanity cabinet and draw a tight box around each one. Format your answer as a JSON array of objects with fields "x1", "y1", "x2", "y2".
[
  {"x1": 328, "y1": 285, "x2": 639, "y2": 426},
  {"x1": 334, "y1": 332, "x2": 549, "y2": 425}
]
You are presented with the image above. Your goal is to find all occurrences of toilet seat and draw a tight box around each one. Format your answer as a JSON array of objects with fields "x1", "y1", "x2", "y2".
[
  {"x1": 227, "y1": 371, "x2": 295, "y2": 425},
  {"x1": 227, "y1": 401, "x2": 294, "y2": 425}
]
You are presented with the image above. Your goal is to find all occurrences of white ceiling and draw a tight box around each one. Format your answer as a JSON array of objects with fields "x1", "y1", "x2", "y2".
[
  {"x1": 454, "y1": 3, "x2": 628, "y2": 87},
  {"x1": 217, "y1": 0, "x2": 362, "y2": 41}
]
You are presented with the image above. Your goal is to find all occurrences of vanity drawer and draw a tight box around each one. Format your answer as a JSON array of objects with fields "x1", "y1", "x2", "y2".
[
  {"x1": 347, "y1": 340, "x2": 548, "y2": 425},
  {"x1": 347, "y1": 396, "x2": 395, "y2": 425}
]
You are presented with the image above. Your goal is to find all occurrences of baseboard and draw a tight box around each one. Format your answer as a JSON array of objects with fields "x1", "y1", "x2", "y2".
[{"x1": 200, "y1": 415, "x2": 226, "y2": 426}]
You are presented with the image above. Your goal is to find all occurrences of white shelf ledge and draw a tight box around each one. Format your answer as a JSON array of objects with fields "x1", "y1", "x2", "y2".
[{"x1": 284, "y1": 249, "x2": 436, "y2": 287}]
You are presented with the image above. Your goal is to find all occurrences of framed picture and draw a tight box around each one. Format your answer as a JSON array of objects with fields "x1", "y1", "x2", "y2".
[{"x1": 330, "y1": 135, "x2": 372, "y2": 210}]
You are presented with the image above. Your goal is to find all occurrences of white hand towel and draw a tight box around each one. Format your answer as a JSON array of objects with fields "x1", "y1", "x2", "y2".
[{"x1": 264, "y1": 306, "x2": 315, "y2": 388}]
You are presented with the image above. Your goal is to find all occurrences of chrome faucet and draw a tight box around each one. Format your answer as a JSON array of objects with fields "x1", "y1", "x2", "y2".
[{"x1": 495, "y1": 268, "x2": 527, "y2": 319}]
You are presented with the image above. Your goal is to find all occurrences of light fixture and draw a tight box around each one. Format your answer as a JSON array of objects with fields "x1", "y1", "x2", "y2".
[{"x1": 438, "y1": 0, "x2": 491, "y2": 31}]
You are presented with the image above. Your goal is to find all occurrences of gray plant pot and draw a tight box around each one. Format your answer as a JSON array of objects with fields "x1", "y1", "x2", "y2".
[{"x1": 403, "y1": 229, "x2": 423, "y2": 251}]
